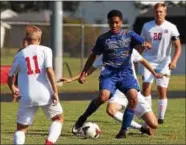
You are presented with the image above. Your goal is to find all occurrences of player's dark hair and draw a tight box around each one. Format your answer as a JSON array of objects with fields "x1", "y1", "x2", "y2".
[{"x1": 107, "y1": 9, "x2": 122, "y2": 20}]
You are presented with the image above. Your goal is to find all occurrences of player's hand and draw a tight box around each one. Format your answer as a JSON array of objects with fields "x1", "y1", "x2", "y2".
[
  {"x1": 78, "y1": 72, "x2": 86, "y2": 84},
  {"x1": 169, "y1": 61, "x2": 177, "y2": 70},
  {"x1": 12, "y1": 86, "x2": 20, "y2": 98},
  {"x1": 57, "y1": 77, "x2": 72, "y2": 83},
  {"x1": 52, "y1": 93, "x2": 59, "y2": 105},
  {"x1": 154, "y1": 73, "x2": 163, "y2": 78},
  {"x1": 142, "y1": 41, "x2": 152, "y2": 49}
]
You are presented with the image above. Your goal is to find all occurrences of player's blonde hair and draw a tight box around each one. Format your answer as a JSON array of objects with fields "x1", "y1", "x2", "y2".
[
  {"x1": 25, "y1": 25, "x2": 42, "y2": 41},
  {"x1": 154, "y1": 3, "x2": 167, "y2": 12}
]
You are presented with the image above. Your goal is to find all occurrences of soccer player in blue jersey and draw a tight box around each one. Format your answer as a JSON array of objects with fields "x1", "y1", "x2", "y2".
[{"x1": 73, "y1": 9, "x2": 153, "y2": 139}]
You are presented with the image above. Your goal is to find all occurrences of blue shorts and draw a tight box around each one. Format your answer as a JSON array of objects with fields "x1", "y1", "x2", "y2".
[{"x1": 99, "y1": 66, "x2": 140, "y2": 96}]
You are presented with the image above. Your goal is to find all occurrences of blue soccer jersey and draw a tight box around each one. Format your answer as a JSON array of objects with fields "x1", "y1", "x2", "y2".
[
  {"x1": 92, "y1": 29, "x2": 145, "y2": 95},
  {"x1": 92, "y1": 30, "x2": 144, "y2": 69}
]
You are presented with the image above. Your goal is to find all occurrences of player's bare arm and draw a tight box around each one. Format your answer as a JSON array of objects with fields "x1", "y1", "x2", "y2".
[
  {"x1": 135, "y1": 41, "x2": 152, "y2": 54},
  {"x1": 58, "y1": 73, "x2": 81, "y2": 83},
  {"x1": 58, "y1": 67, "x2": 97, "y2": 83},
  {"x1": 139, "y1": 58, "x2": 162, "y2": 78},
  {"x1": 78, "y1": 53, "x2": 97, "y2": 84},
  {"x1": 8, "y1": 76, "x2": 20, "y2": 99},
  {"x1": 46, "y1": 67, "x2": 59, "y2": 104},
  {"x1": 169, "y1": 39, "x2": 181, "y2": 70}
]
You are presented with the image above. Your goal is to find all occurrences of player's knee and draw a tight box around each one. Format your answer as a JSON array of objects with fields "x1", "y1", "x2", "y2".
[
  {"x1": 100, "y1": 96, "x2": 108, "y2": 103},
  {"x1": 94, "y1": 97, "x2": 105, "y2": 106},
  {"x1": 128, "y1": 97, "x2": 138, "y2": 109},
  {"x1": 52, "y1": 114, "x2": 64, "y2": 123},
  {"x1": 151, "y1": 121, "x2": 158, "y2": 129},
  {"x1": 100, "y1": 91, "x2": 110, "y2": 102},
  {"x1": 95, "y1": 94, "x2": 109, "y2": 105},
  {"x1": 147, "y1": 120, "x2": 158, "y2": 129},
  {"x1": 149, "y1": 123, "x2": 158, "y2": 129}
]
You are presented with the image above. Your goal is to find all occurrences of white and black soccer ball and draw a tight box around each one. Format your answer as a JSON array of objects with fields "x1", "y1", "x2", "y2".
[{"x1": 80, "y1": 122, "x2": 101, "y2": 139}]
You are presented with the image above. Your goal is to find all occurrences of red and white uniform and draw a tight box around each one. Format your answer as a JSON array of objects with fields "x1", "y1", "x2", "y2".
[
  {"x1": 141, "y1": 20, "x2": 180, "y2": 87},
  {"x1": 9, "y1": 45, "x2": 63, "y2": 125},
  {"x1": 93, "y1": 49, "x2": 151, "y2": 118}
]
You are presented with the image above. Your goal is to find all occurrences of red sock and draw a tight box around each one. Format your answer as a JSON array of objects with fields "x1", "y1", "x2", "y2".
[{"x1": 45, "y1": 139, "x2": 54, "y2": 145}]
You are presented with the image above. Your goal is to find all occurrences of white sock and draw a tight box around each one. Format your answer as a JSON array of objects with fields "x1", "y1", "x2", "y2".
[
  {"x1": 144, "y1": 95, "x2": 152, "y2": 107},
  {"x1": 158, "y1": 98, "x2": 168, "y2": 119},
  {"x1": 47, "y1": 121, "x2": 62, "y2": 143},
  {"x1": 113, "y1": 111, "x2": 123, "y2": 122},
  {"x1": 14, "y1": 131, "x2": 25, "y2": 144},
  {"x1": 130, "y1": 120, "x2": 142, "y2": 130},
  {"x1": 113, "y1": 111, "x2": 142, "y2": 131}
]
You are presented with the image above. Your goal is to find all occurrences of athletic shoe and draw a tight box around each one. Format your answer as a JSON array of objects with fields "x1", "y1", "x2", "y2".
[
  {"x1": 140, "y1": 126, "x2": 153, "y2": 136},
  {"x1": 115, "y1": 129, "x2": 127, "y2": 139},
  {"x1": 158, "y1": 119, "x2": 164, "y2": 124},
  {"x1": 72, "y1": 115, "x2": 86, "y2": 135}
]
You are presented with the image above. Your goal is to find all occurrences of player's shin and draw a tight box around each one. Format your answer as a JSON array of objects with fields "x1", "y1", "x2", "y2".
[
  {"x1": 14, "y1": 131, "x2": 25, "y2": 144},
  {"x1": 158, "y1": 98, "x2": 167, "y2": 122},
  {"x1": 73, "y1": 98, "x2": 103, "y2": 133},
  {"x1": 81, "y1": 99, "x2": 103, "y2": 120},
  {"x1": 47, "y1": 121, "x2": 62, "y2": 143},
  {"x1": 121, "y1": 108, "x2": 135, "y2": 130},
  {"x1": 144, "y1": 95, "x2": 152, "y2": 107},
  {"x1": 115, "y1": 108, "x2": 135, "y2": 139}
]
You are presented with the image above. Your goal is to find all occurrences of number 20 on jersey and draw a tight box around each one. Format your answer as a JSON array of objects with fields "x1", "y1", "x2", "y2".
[{"x1": 153, "y1": 33, "x2": 162, "y2": 40}]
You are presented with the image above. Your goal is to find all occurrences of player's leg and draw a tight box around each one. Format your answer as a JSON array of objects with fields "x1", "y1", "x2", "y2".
[
  {"x1": 107, "y1": 90, "x2": 155, "y2": 136},
  {"x1": 142, "y1": 67, "x2": 154, "y2": 107},
  {"x1": 106, "y1": 92, "x2": 148, "y2": 134},
  {"x1": 135, "y1": 92, "x2": 158, "y2": 135},
  {"x1": 42, "y1": 102, "x2": 63, "y2": 145},
  {"x1": 72, "y1": 76, "x2": 115, "y2": 135},
  {"x1": 116, "y1": 88, "x2": 138, "y2": 139},
  {"x1": 141, "y1": 112, "x2": 158, "y2": 129},
  {"x1": 115, "y1": 76, "x2": 139, "y2": 139},
  {"x1": 106, "y1": 102, "x2": 123, "y2": 121},
  {"x1": 72, "y1": 89, "x2": 111, "y2": 135},
  {"x1": 107, "y1": 102, "x2": 148, "y2": 131},
  {"x1": 106, "y1": 90, "x2": 127, "y2": 121},
  {"x1": 106, "y1": 90, "x2": 142, "y2": 130},
  {"x1": 14, "y1": 105, "x2": 38, "y2": 144},
  {"x1": 156, "y1": 74, "x2": 170, "y2": 124}
]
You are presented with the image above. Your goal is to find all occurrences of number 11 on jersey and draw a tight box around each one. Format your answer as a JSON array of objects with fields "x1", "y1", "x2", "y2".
[{"x1": 25, "y1": 55, "x2": 40, "y2": 75}]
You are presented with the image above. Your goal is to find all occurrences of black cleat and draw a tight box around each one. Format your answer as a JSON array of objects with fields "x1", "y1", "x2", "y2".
[
  {"x1": 72, "y1": 116, "x2": 87, "y2": 135},
  {"x1": 140, "y1": 126, "x2": 153, "y2": 136},
  {"x1": 158, "y1": 119, "x2": 164, "y2": 124},
  {"x1": 115, "y1": 130, "x2": 127, "y2": 139},
  {"x1": 72, "y1": 124, "x2": 81, "y2": 135}
]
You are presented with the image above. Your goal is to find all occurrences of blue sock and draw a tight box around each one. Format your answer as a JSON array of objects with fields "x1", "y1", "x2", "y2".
[
  {"x1": 82, "y1": 99, "x2": 100, "y2": 119},
  {"x1": 121, "y1": 108, "x2": 135, "y2": 130}
]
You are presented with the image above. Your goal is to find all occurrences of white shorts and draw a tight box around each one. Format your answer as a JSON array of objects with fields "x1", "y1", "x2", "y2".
[
  {"x1": 142, "y1": 63, "x2": 171, "y2": 88},
  {"x1": 108, "y1": 90, "x2": 128, "y2": 107},
  {"x1": 108, "y1": 90, "x2": 152, "y2": 118},
  {"x1": 17, "y1": 102, "x2": 63, "y2": 125}
]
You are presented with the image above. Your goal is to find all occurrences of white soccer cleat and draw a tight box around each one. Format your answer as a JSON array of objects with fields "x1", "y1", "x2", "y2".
[{"x1": 72, "y1": 125, "x2": 81, "y2": 135}]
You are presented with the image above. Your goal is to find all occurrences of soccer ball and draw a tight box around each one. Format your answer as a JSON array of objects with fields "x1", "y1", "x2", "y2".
[{"x1": 80, "y1": 122, "x2": 101, "y2": 139}]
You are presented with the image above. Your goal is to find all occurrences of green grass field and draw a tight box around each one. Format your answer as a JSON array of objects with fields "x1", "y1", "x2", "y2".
[{"x1": 1, "y1": 98, "x2": 185, "y2": 144}]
